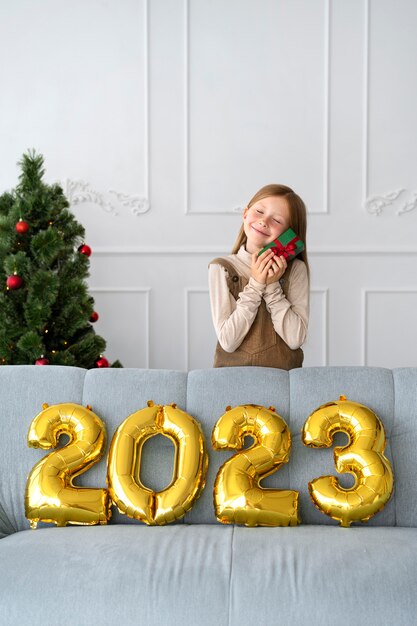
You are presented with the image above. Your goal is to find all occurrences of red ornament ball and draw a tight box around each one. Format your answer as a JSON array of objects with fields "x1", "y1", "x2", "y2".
[
  {"x1": 96, "y1": 356, "x2": 109, "y2": 368},
  {"x1": 35, "y1": 357, "x2": 49, "y2": 366},
  {"x1": 15, "y1": 219, "x2": 29, "y2": 234},
  {"x1": 78, "y1": 244, "x2": 92, "y2": 257},
  {"x1": 6, "y1": 275, "x2": 23, "y2": 290},
  {"x1": 90, "y1": 311, "x2": 99, "y2": 323}
]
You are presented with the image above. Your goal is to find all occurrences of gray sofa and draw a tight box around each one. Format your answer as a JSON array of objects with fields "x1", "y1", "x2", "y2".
[{"x1": 0, "y1": 365, "x2": 416, "y2": 625}]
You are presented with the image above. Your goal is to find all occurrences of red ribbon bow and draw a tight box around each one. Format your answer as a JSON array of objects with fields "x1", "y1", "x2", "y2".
[{"x1": 272, "y1": 237, "x2": 299, "y2": 259}]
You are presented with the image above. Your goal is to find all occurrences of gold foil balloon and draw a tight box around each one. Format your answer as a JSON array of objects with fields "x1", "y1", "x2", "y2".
[
  {"x1": 107, "y1": 402, "x2": 208, "y2": 525},
  {"x1": 25, "y1": 403, "x2": 110, "y2": 528},
  {"x1": 212, "y1": 404, "x2": 299, "y2": 526},
  {"x1": 302, "y1": 397, "x2": 394, "y2": 527}
]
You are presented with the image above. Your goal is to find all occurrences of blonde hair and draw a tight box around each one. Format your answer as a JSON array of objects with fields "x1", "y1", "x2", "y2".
[{"x1": 231, "y1": 184, "x2": 309, "y2": 275}]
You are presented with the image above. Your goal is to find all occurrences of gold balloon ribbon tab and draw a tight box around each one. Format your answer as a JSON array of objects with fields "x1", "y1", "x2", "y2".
[
  {"x1": 212, "y1": 404, "x2": 300, "y2": 527},
  {"x1": 302, "y1": 398, "x2": 394, "y2": 527},
  {"x1": 25, "y1": 403, "x2": 111, "y2": 528},
  {"x1": 107, "y1": 403, "x2": 208, "y2": 525}
]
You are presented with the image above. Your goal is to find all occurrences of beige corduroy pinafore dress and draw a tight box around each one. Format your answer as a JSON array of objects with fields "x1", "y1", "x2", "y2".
[{"x1": 211, "y1": 257, "x2": 303, "y2": 370}]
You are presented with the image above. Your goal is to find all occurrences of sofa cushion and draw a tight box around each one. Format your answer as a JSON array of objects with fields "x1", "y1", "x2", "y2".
[
  {"x1": 392, "y1": 368, "x2": 417, "y2": 527},
  {"x1": 230, "y1": 525, "x2": 417, "y2": 626},
  {"x1": 184, "y1": 366, "x2": 290, "y2": 525},
  {"x1": 288, "y1": 366, "x2": 396, "y2": 526},
  {"x1": 0, "y1": 525, "x2": 415, "y2": 626},
  {"x1": 0, "y1": 525, "x2": 232, "y2": 626},
  {"x1": 80, "y1": 367, "x2": 188, "y2": 525},
  {"x1": 0, "y1": 366, "x2": 86, "y2": 536}
]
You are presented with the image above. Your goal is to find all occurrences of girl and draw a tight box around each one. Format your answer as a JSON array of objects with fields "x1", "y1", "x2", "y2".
[{"x1": 209, "y1": 184, "x2": 309, "y2": 369}]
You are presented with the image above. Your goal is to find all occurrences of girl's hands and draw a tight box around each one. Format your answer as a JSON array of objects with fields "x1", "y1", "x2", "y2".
[
  {"x1": 251, "y1": 250, "x2": 287, "y2": 285},
  {"x1": 266, "y1": 252, "x2": 287, "y2": 285}
]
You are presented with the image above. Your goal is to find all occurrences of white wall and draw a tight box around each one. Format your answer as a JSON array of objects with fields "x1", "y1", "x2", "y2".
[{"x1": 1, "y1": 0, "x2": 416, "y2": 369}]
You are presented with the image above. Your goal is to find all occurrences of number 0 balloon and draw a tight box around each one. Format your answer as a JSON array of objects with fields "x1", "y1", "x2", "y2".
[{"x1": 107, "y1": 402, "x2": 208, "y2": 525}]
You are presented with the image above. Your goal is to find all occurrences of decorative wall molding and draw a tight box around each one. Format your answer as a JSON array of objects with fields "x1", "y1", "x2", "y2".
[
  {"x1": 184, "y1": 0, "x2": 331, "y2": 215},
  {"x1": 309, "y1": 288, "x2": 329, "y2": 366},
  {"x1": 364, "y1": 189, "x2": 417, "y2": 216},
  {"x1": 361, "y1": 288, "x2": 417, "y2": 366},
  {"x1": 362, "y1": 2, "x2": 416, "y2": 218},
  {"x1": 65, "y1": 0, "x2": 150, "y2": 218},
  {"x1": 65, "y1": 179, "x2": 150, "y2": 217},
  {"x1": 362, "y1": 0, "x2": 370, "y2": 209},
  {"x1": 397, "y1": 191, "x2": 417, "y2": 216},
  {"x1": 90, "y1": 287, "x2": 151, "y2": 368},
  {"x1": 364, "y1": 189, "x2": 404, "y2": 216},
  {"x1": 143, "y1": 0, "x2": 150, "y2": 206},
  {"x1": 90, "y1": 246, "x2": 417, "y2": 256},
  {"x1": 184, "y1": 288, "x2": 211, "y2": 371}
]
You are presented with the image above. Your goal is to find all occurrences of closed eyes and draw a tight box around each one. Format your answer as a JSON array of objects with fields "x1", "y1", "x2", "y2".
[{"x1": 255, "y1": 208, "x2": 282, "y2": 224}]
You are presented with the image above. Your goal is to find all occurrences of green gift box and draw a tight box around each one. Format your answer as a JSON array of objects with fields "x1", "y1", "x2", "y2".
[{"x1": 258, "y1": 228, "x2": 304, "y2": 260}]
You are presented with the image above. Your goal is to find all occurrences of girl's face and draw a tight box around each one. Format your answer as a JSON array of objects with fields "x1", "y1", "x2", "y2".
[{"x1": 243, "y1": 195, "x2": 290, "y2": 254}]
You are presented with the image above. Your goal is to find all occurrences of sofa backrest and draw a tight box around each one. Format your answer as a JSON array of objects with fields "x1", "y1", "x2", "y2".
[{"x1": 0, "y1": 365, "x2": 416, "y2": 535}]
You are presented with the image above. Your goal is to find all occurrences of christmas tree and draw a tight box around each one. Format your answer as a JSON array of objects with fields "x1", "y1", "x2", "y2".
[{"x1": 0, "y1": 150, "x2": 122, "y2": 367}]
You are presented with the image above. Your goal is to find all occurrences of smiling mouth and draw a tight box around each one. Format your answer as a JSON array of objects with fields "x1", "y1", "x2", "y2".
[{"x1": 251, "y1": 225, "x2": 268, "y2": 236}]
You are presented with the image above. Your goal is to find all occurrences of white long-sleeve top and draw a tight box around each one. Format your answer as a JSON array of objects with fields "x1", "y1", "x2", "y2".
[{"x1": 209, "y1": 246, "x2": 309, "y2": 353}]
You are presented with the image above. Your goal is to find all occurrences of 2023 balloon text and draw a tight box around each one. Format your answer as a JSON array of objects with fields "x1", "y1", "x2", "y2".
[{"x1": 25, "y1": 398, "x2": 394, "y2": 529}]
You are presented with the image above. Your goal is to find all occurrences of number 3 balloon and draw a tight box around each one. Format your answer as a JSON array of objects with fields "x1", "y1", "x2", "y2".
[{"x1": 302, "y1": 397, "x2": 394, "y2": 527}]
